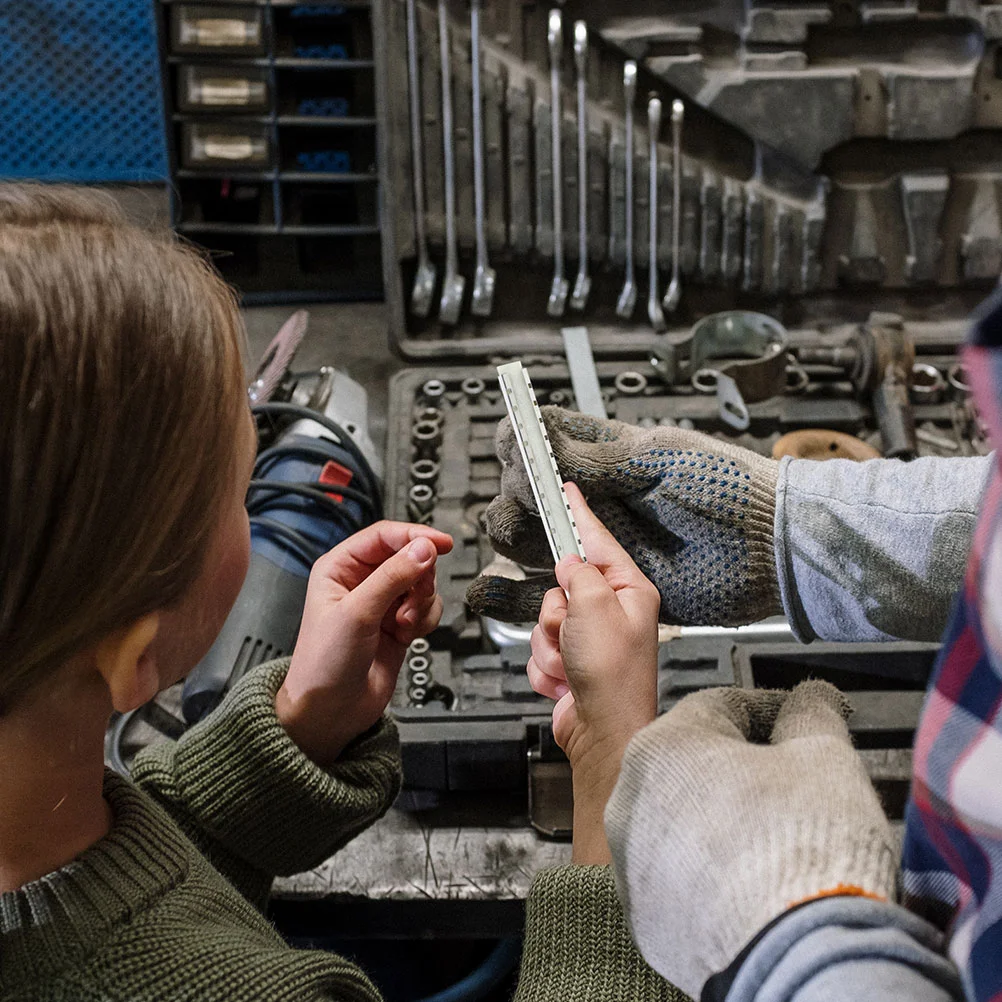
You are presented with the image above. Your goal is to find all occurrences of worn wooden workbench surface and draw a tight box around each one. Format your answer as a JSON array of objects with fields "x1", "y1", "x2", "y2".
[{"x1": 273, "y1": 794, "x2": 572, "y2": 901}]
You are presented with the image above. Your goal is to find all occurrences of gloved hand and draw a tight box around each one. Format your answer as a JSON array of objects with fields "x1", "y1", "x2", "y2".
[
  {"x1": 605, "y1": 681, "x2": 898, "y2": 999},
  {"x1": 466, "y1": 408, "x2": 781, "y2": 626}
]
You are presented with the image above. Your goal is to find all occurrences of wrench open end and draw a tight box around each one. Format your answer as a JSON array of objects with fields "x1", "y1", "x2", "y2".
[
  {"x1": 548, "y1": 277, "x2": 570, "y2": 318},
  {"x1": 439, "y1": 274, "x2": 466, "y2": 326},
  {"x1": 471, "y1": 264, "x2": 496, "y2": 318},
  {"x1": 411, "y1": 261, "x2": 437, "y2": 318},
  {"x1": 616, "y1": 279, "x2": 637, "y2": 320}
]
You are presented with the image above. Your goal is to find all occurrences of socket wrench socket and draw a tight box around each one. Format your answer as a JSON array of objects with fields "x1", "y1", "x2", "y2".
[
  {"x1": 421, "y1": 379, "x2": 447, "y2": 403},
  {"x1": 410, "y1": 458, "x2": 440, "y2": 485},
  {"x1": 408, "y1": 655, "x2": 430, "y2": 674},
  {"x1": 408, "y1": 483, "x2": 436, "y2": 514},
  {"x1": 911, "y1": 363, "x2": 946, "y2": 405},
  {"x1": 461, "y1": 376, "x2": 485, "y2": 402},
  {"x1": 412, "y1": 420, "x2": 443, "y2": 453},
  {"x1": 947, "y1": 363, "x2": 970, "y2": 400},
  {"x1": 409, "y1": 637, "x2": 430, "y2": 655},
  {"x1": 410, "y1": 671, "x2": 431, "y2": 687},
  {"x1": 614, "y1": 371, "x2": 649, "y2": 396}
]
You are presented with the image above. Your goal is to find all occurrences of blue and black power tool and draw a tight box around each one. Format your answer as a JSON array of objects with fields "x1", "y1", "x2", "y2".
[{"x1": 181, "y1": 399, "x2": 382, "y2": 724}]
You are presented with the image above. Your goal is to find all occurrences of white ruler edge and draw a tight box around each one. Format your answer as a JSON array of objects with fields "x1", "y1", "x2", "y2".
[{"x1": 496, "y1": 361, "x2": 587, "y2": 566}]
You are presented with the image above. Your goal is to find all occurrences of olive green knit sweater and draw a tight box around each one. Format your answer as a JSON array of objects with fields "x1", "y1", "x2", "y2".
[{"x1": 0, "y1": 660, "x2": 684, "y2": 1002}]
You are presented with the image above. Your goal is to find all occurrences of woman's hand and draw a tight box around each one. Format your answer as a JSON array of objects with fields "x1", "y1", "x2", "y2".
[
  {"x1": 527, "y1": 483, "x2": 660, "y2": 864},
  {"x1": 276, "y1": 521, "x2": 453, "y2": 766}
]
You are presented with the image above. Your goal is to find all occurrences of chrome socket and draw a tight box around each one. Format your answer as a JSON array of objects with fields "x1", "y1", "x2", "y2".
[
  {"x1": 410, "y1": 458, "x2": 440, "y2": 485},
  {"x1": 461, "y1": 376, "x2": 485, "y2": 402},
  {"x1": 911, "y1": 363, "x2": 946, "y2": 405},
  {"x1": 614, "y1": 371, "x2": 648, "y2": 396},
  {"x1": 421, "y1": 379, "x2": 447, "y2": 404}
]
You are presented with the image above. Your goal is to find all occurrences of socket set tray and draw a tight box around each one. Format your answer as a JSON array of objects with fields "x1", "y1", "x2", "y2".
[{"x1": 384, "y1": 323, "x2": 982, "y2": 828}]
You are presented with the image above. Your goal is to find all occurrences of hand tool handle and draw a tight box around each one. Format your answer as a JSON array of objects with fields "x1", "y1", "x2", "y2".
[
  {"x1": 471, "y1": 0, "x2": 488, "y2": 265},
  {"x1": 623, "y1": 62, "x2": 636, "y2": 271},
  {"x1": 406, "y1": 0, "x2": 429, "y2": 255},
  {"x1": 548, "y1": 9, "x2": 564, "y2": 276},
  {"x1": 574, "y1": 21, "x2": 588, "y2": 266},
  {"x1": 439, "y1": 0, "x2": 458, "y2": 275}
]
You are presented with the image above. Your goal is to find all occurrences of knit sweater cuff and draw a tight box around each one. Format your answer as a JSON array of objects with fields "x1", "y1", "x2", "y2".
[
  {"x1": 514, "y1": 866, "x2": 689, "y2": 1002},
  {"x1": 132, "y1": 659, "x2": 402, "y2": 877}
]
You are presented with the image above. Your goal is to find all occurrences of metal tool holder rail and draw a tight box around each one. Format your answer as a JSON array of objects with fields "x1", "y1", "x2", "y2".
[
  {"x1": 156, "y1": 0, "x2": 383, "y2": 301},
  {"x1": 375, "y1": 0, "x2": 1002, "y2": 361}
]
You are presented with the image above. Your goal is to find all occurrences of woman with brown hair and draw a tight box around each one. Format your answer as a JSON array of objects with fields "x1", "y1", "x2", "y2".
[{"x1": 0, "y1": 185, "x2": 678, "y2": 1001}]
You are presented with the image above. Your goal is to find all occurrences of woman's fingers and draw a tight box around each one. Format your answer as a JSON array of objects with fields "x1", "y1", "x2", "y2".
[
  {"x1": 539, "y1": 586, "x2": 568, "y2": 642},
  {"x1": 530, "y1": 623, "x2": 567, "y2": 681},
  {"x1": 527, "y1": 656, "x2": 570, "y2": 701}
]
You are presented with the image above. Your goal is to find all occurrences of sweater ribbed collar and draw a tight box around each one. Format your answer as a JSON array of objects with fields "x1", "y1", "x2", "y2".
[{"x1": 0, "y1": 770, "x2": 192, "y2": 990}]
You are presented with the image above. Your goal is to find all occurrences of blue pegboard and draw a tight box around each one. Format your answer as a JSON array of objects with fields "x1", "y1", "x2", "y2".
[{"x1": 0, "y1": 1, "x2": 167, "y2": 182}]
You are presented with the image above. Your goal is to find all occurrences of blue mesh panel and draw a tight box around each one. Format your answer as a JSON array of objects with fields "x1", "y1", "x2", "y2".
[{"x1": 0, "y1": 1, "x2": 167, "y2": 182}]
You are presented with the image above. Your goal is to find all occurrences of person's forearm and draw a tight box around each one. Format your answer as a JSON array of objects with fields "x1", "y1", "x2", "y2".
[
  {"x1": 514, "y1": 866, "x2": 684, "y2": 1002},
  {"x1": 774, "y1": 454, "x2": 993, "y2": 643},
  {"x1": 705, "y1": 896, "x2": 962, "y2": 1002},
  {"x1": 131, "y1": 659, "x2": 401, "y2": 903}
]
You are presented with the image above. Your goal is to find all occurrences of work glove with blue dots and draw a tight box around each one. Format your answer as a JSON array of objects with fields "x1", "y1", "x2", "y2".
[{"x1": 466, "y1": 407, "x2": 782, "y2": 626}]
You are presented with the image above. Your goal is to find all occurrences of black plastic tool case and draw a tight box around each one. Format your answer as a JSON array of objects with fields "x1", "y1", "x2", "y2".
[{"x1": 369, "y1": 0, "x2": 995, "y2": 825}]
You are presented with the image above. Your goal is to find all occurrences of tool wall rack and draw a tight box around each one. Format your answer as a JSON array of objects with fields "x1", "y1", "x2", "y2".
[
  {"x1": 375, "y1": 0, "x2": 1002, "y2": 361},
  {"x1": 382, "y1": 323, "x2": 981, "y2": 831},
  {"x1": 157, "y1": 0, "x2": 383, "y2": 301}
]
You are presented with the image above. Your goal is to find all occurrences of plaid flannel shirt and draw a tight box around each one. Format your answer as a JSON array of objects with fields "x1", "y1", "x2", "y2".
[{"x1": 902, "y1": 286, "x2": 1002, "y2": 1002}]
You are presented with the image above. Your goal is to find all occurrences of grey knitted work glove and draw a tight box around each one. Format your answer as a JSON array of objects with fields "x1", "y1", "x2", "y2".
[
  {"x1": 466, "y1": 408, "x2": 781, "y2": 626},
  {"x1": 605, "y1": 681, "x2": 898, "y2": 999}
]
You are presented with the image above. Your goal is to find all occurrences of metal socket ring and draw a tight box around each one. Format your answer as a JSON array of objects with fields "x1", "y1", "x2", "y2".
[
  {"x1": 547, "y1": 389, "x2": 568, "y2": 406},
  {"x1": 409, "y1": 637, "x2": 430, "y2": 655},
  {"x1": 461, "y1": 376, "x2": 485, "y2": 401},
  {"x1": 408, "y1": 686, "x2": 427, "y2": 703},
  {"x1": 410, "y1": 458, "x2": 440, "y2": 484},
  {"x1": 409, "y1": 483, "x2": 435, "y2": 506},
  {"x1": 421, "y1": 379, "x2": 446, "y2": 401},
  {"x1": 911, "y1": 363, "x2": 946, "y2": 405},
  {"x1": 691, "y1": 369, "x2": 719, "y2": 395},
  {"x1": 408, "y1": 655, "x2": 430, "y2": 674},
  {"x1": 415, "y1": 406, "x2": 444, "y2": 425},
  {"x1": 412, "y1": 420, "x2": 443, "y2": 447},
  {"x1": 614, "y1": 371, "x2": 648, "y2": 396},
  {"x1": 410, "y1": 671, "x2": 431, "y2": 687},
  {"x1": 785, "y1": 364, "x2": 810, "y2": 395},
  {"x1": 947, "y1": 363, "x2": 970, "y2": 398}
]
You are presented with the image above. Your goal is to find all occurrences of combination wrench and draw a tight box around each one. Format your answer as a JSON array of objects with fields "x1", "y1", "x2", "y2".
[
  {"x1": 546, "y1": 9, "x2": 569, "y2": 318},
  {"x1": 470, "y1": 0, "x2": 495, "y2": 317},
  {"x1": 438, "y1": 0, "x2": 465, "y2": 325},
  {"x1": 615, "y1": 62, "x2": 637, "y2": 319},
  {"x1": 662, "y1": 99, "x2": 685, "y2": 313},
  {"x1": 647, "y1": 95, "x2": 666, "y2": 332},
  {"x1": 406, "y1": 0, "x2": 436, "y2": 317},
  {"x1": 570, "y1": 21, "x2": 590, "y2": 311}
]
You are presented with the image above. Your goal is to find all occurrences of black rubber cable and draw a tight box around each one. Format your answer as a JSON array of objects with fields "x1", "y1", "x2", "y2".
[{"x1": 251, "y1": 402, "x2": 383, "y2": 517}]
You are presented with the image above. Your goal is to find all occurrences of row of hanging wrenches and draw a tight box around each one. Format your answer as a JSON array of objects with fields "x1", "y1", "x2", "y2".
[{"x1": 406, "y1": 1, "x2": 686, "y2": 328}]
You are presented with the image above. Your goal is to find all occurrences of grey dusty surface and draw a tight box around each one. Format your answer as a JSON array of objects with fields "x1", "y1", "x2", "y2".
[{"x1": 243, "y1": 303, "x2": 399, "y2": 457}]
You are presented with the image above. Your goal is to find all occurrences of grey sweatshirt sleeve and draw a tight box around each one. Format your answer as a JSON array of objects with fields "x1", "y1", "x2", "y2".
[
  {"x1": 774, "y1": 454, "x2": 993, "y2": 643},
  {"x1": 710, "y1": 897, "x2": 963, "y2": 1002}
]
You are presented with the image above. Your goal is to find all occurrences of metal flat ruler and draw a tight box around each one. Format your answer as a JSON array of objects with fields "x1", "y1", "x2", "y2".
[{"x1": 496, "y1": 361, "x2": 586, "y2": 566}]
